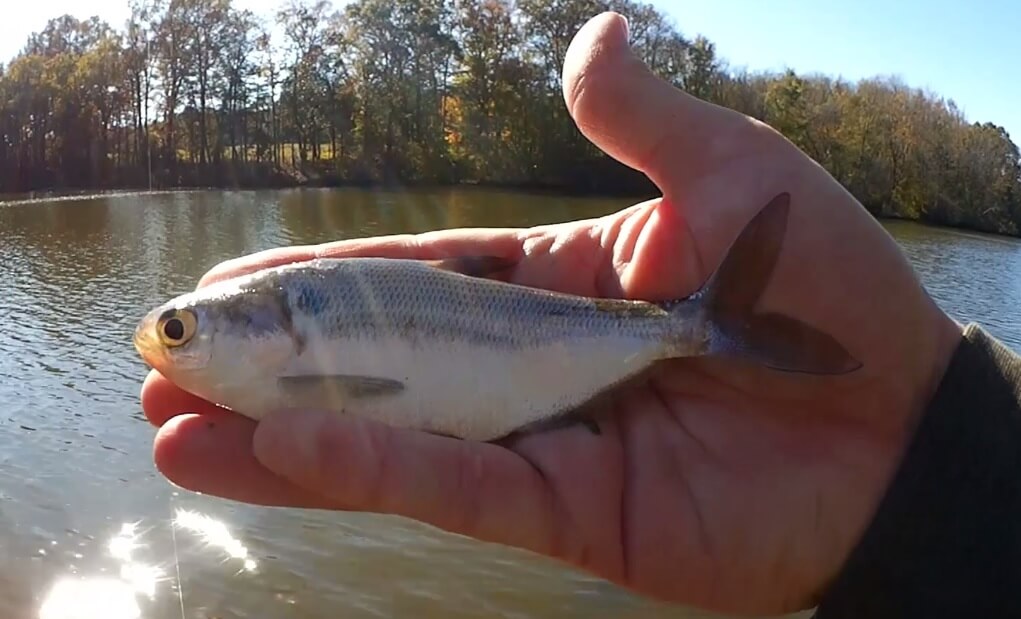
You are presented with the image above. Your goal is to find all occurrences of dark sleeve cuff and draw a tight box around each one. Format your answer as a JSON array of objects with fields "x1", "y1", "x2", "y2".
[{"x1": 814, "y1": 324, "x2": 1021, "y2": 618}]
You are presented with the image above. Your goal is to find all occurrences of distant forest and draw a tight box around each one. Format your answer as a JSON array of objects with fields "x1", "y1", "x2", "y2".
[{"x1": 1, "y1": 0, "x2": 1019, "y2": 235}]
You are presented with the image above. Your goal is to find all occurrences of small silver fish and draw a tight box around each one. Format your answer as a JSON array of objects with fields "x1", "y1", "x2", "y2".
[{"x1": 134, "y1": 193, "x2": 860, "y2": 442}]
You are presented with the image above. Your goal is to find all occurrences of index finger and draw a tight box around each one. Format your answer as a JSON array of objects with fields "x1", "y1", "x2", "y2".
[{"x1": 197, "y1": 227, "x2": 531, "y2": 288}]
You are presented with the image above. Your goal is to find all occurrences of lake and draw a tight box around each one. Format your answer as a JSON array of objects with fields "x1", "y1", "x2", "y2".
[{"x1": 1, "y1": 187, "x2": 1020, "y2": 619}]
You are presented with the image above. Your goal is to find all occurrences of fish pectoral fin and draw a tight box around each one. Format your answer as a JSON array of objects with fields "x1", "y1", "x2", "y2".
[
  {"x1": 277, "y1": 374, "x2": 406, "y2": 403},
  {"x1": 424, "y1": 255, "x2": 518, "y2": 278}
]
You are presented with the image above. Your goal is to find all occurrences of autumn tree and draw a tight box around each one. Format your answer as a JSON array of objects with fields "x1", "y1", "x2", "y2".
[{"x1": 0, "y1": 0, "x2": 1016, "y2": 237}]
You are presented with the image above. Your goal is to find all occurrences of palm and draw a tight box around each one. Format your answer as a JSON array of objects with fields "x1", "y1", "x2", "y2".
[
  {"x1": 461, "y1": 191, "x2": 910, "y2": 614},
  {"x1": 512, "y1": 365, "x2": 879, "y2": 614}
]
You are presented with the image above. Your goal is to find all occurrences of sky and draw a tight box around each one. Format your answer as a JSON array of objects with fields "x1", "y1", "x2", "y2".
[
  {"x1": 0, "y1": 0, "x2": 1017, "y2": 142},
  {"x1": 654, "y1": 0, "x2": 1020, "y2": 142}
]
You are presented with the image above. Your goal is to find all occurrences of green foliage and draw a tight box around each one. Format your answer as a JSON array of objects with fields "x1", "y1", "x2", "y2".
[{"x1": 0, "y1": 0, "x2": 1018, "y2": 236}]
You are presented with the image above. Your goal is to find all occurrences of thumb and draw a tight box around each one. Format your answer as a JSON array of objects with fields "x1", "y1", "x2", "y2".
[
  {"x1": 561, "y1": 12, "x2": 808, "y2": 304},
  {"x1": 562, "y1": 12, "x2": 763, "y2": 199}
]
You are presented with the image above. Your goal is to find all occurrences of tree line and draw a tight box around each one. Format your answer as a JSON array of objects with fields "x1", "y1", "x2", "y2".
[{"x1": 1, "y1": 0, "x2": 1018, "y2": 236}]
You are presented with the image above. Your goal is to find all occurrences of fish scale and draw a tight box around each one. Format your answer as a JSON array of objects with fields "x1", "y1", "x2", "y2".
[{"x1": 276, "y1": 258, "x2": 670, "y2": 350}]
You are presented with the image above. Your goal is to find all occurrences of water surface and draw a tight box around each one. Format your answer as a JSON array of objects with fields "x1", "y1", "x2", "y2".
[{"x1": 1, "y1": 188, "x2": 1019, "y2": 619}]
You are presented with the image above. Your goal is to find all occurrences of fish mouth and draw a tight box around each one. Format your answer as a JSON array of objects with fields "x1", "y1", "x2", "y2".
[{"x1": 132, "y1": 308, "x2": 164, "y2": 370}]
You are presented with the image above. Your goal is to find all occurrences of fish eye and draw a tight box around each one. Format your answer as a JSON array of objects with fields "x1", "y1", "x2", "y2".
[{"x1": 157, "y1": 309, "x2": 197, "y2": 348}]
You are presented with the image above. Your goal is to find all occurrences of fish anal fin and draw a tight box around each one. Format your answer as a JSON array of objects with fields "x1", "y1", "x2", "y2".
[
  {"x1": 425, "y1": 255, "x2": 518, "y2": 278},
  {"x1": 710, "y1": 312, "x2": 861, "y2": 375},
  {"x1": 507, "y1": 411, "x2": 603, "y2": 440}
]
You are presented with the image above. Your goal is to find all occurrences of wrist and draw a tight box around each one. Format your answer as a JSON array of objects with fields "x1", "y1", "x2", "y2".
[{"x1": 815, "y1": 322, "x2": 1021, "y2": 617}]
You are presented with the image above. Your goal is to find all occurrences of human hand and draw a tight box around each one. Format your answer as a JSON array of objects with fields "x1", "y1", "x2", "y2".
[{"x1": 140, "y1": 12, "x2": 963, "y2": 616}]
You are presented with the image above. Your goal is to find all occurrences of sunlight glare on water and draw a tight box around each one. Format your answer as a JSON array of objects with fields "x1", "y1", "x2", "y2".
[
  {"x1": 173, "y1": 508, "x2": 258, "y2": 574},
  {"x1": 39, "y1": 578, "x2": 143, "y2": 619},
  {"x1": 37, "y1": 506, "x2": 257, "y2": 619}
]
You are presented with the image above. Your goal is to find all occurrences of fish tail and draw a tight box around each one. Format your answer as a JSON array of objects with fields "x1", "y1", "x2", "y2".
[{"x1": 672, "y1": 192, "x2": 861, "y2": 375}]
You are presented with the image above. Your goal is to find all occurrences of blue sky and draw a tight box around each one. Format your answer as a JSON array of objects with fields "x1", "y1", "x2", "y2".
[
  {"x1": 1, "y1": 0, "x2": 1017, "y2": 143},
  {"x1": 654, "y1": 0, "x2": 1020, "y2": 143}
]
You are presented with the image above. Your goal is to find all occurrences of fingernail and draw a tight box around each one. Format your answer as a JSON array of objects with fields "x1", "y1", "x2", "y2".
[
  {"x1": 604, "y1": 12, "x2": 632, "y2": 56},
  {"x1": 616, "y1": 12, "x2": 630, "y2": 41}
]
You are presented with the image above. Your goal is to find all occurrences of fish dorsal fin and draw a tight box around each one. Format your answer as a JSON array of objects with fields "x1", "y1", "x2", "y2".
[
  {"x1": 277, "y1": 375, "x2": 405, "y2": 408},
  {"x1": 423, "y1": 255, "x2": 518, "y2": 278}
]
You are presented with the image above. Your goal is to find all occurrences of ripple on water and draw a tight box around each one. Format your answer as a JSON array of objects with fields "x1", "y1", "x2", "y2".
[{"x1": 0, "y1": 191, "x2": 1014, "y2": 619}]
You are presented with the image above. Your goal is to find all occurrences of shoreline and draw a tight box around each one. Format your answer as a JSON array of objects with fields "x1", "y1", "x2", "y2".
[
  {"x1": 0, "y1": 174, "x2": 660, "y2": 203},
  {"x1": 2, "y1": 178, "x2": 1019, "y2": 243}
]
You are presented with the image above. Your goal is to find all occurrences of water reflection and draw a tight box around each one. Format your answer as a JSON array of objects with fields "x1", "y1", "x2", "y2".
[
  {"x1": 0, "y1": 189, "x2": 1018, "y2": 619},
  {"x1": 886, "y1": 220, "x2": 1021, "y2": 350},
  {"x1": 37, "y1": 507, "x2": 257, "y2": 619},
  {"x1": 40, "y1": 578, "x2": 145, "y2": 619},
  {"x1": 275, "y1": 186, "x2": 621, "y2": 244},
  {"x1": 174, "y1": 509, "x2": 258, "y2": 574},
  {"x1": 40, "y1": 522, "x2": 161, "y2": 619}
]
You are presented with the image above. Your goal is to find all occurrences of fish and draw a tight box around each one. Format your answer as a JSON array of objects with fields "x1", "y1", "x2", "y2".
[{"x1": 133, "y1": 192, "x2": 861, "y2": 442}]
